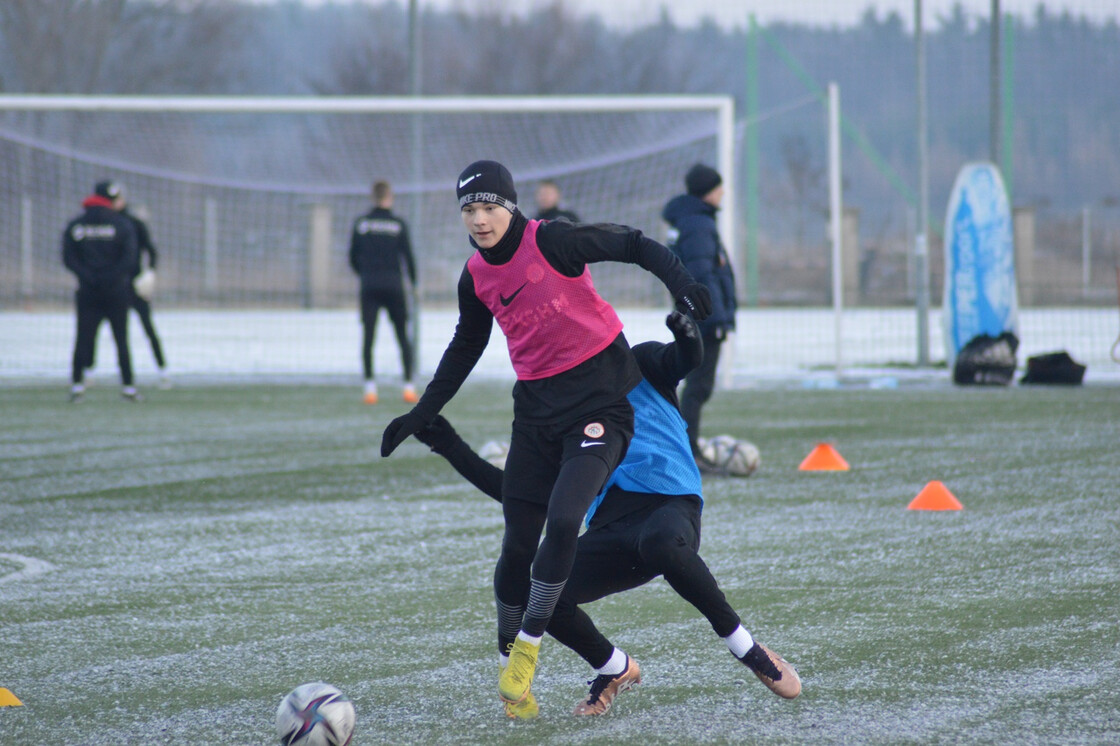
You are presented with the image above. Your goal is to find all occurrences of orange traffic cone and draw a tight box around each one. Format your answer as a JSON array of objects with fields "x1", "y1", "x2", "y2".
[
  {"x1": 907, "y1": 481, "x2": 963, "y2": 511},
  {"x1": 798, "y1": 443, "x2": 850, "y2": 471},
  {"x1": 0, "y1": 687, "x2": 22, "y2": 707}
]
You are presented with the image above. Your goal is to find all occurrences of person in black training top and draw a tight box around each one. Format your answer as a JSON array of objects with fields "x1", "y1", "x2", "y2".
[
  {"x1": 349, "y1": 180, "x2": 418, "y2": 404},
  {"x1": 533, "y1": 179, "x2": 580, "y2": 223},
  {"x1": 62, "y1": 180, "x2": 140, "y2": 403},
  {"x1": 662, "y1": 163, "x2": 738, "y2": 470},
  {"x1": 118, "y1": 195, "x2": 169, "y2": 389},
  {"x1": 380, "y1": 159, "x2": 711, "y2": 719},
  {"x1": 413, "y1": 311, "x2": 800, "y2": 718}
]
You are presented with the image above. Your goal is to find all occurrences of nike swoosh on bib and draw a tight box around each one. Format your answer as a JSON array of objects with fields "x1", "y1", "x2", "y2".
[
  {"x1": 459, "y1": 173, "x2": 481, "y2": 188},
  {"x1": 580, "y1": 441, "x2": 605, "y2": 448},
  {"x1": 500, "y1": 282, "x2": 528, "y2": 307}
]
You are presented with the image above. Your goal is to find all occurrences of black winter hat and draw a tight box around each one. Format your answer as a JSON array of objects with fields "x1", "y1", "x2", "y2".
[
  {"x1": 456, "y1": 160, "x2": 518, "y2": 212},
  {"x1": 94, "y1": 180, "x2": 122, "y2": 200},
  {"x1": 685, "y1": 163, "x2": 722, "y2": 197}
]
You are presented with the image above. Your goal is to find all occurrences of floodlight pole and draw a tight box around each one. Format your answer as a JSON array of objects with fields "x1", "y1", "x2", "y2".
[
  {"x1": 408, "y1": 0, "x2": 423, "y2": 371},
  {"x1": 990, "y1": 0, "x2": 1001, "y2": 164},
  {"x1": 915, "y1": 0, "x2": 931, "y2": 366},
  {"x1": 828, "y1": 82, "x2": 843, "y2": 375}
]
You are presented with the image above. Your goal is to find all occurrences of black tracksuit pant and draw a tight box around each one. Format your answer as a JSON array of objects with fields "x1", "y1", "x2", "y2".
[{"x1": 72, "y1": 284, "x2": 133, "y2": 386}]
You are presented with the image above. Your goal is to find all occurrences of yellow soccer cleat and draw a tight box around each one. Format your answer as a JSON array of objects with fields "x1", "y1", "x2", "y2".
[
  {"x1": 499, "y1": 637, "x2": 540, "y2": 705},
  {"x1": 503, "y1": 688, "x2": 539, "y2": 719}
]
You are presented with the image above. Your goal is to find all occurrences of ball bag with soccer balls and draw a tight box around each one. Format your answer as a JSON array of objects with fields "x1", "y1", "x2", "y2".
[{"x1": 701, "y1": 435, "x2": 761, "y2": 477}]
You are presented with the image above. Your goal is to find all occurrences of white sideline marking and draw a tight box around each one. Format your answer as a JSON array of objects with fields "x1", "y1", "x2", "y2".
[{"x1": 0, "y1": 553, "x2": 57, "y2": 583}]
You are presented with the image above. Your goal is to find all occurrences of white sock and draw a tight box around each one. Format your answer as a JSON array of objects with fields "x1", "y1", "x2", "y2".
[
  {"x1": 364, "y1": 380, "x2": 378, "y2": 395},
  {"x1": 499, "y1": 653, "x2": 510, "y2": 669},
  {"x1": 595, "y1": 647, "x2": 628, "y2": 677},
  {"x1": 71, "y1": 383, "x2": 85, "y2": 394},
  {"x1": 516, "y1": 631, "x2": 543, "y2": 646},
  {"x1": 723, "y1": 626, "x2": 755, "y2": 659},
  {"x1": 122, "y1": 385, "x2": 138, "y2": 396}
]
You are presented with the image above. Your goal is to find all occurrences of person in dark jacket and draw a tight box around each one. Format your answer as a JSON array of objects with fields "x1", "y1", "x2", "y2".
[
  {"x1": 662, "y1": 164, "x2": 738, "y2": 469},
  {"x1": 533, "y1": 179, "x2": 580, "y2": 223},
  {"x1": 119, "y1": 197, "x2": 169, "y2": 388},
  {"x1": 349, "y1": 180, "x2": 418, "y2": 404},
  {"x1": 62, "y1": 180, "x2": 140, "y2": 402}
]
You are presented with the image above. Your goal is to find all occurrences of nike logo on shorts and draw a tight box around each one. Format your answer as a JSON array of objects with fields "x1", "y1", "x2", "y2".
[
  {"x1": 581, "y1": 440, "x2": 605, "y2": 448},
  {"x1": 500, "y1": 282, "x2": 528, "y2": 307},
  {"x1": 459, "y1": 173, "x2": 481, "y2": 188}
]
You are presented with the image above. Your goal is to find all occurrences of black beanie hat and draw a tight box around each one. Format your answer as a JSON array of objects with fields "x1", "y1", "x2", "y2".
[
  {"x1": 456, "y1": 160, "x2": 518, "y2": 213},
  {"x1": 685, "y1": 163, "x2": 722, "y2": 197},
  {"x1": 94, "y1": 180, "x2": 122, "y2": 201}
]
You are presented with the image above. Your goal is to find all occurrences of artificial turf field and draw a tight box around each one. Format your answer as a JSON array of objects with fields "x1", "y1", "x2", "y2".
[{"x1": 2, "y1": 381, "x2": 1118, "y2": 745}]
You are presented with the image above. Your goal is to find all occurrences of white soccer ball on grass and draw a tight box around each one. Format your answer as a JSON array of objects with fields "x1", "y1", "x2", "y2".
[{"x1": 275, "y1": 682, "x2": 355, "y2": 746}]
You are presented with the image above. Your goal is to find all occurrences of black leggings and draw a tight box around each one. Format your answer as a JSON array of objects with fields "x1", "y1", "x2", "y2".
[
  {"x1": 131, "y1": 294, "x2": 165, "y2": 368},
  {"x1": 547, "y1": 495, "x2": 742, "y2": 669},
  {"x1": 494, "y1": 455, "x2": 610, "y2": 644}
]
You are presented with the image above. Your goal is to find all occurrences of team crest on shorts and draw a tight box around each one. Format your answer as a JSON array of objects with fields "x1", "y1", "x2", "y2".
[{"x1": 583, "y1": 422, "x2": 605, "y2": 439}]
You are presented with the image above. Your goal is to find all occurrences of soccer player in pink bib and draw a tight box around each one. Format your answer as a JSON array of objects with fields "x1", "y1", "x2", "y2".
[{"x1": 381, "y1": 160, "x2": 711, "y2": 718}]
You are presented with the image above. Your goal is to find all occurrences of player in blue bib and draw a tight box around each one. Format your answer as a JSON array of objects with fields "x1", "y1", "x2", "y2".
[{"x1": 414, "y1": 311, "x2": 800, "y2": 718}]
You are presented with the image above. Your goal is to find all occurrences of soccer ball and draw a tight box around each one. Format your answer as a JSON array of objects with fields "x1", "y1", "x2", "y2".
[
  {"x1": 275, "y1": 682, "x2": 355, "y2": 746},
  {"x1": 702, "y1": 435, "x2": 761, "y2": 477},
  {"x1": 478, "y1": 440, "x2": 510, "y2": 469}
]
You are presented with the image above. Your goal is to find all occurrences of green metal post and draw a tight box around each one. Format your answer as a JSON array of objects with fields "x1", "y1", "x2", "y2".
[{"x1": 746, "y1": 14, "x2": 760, "y2": 307}]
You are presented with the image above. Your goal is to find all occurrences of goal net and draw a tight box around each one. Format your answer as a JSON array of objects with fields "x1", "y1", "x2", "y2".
[{"x1": 0, "y1": 95, "x2": 734, "y2": 381}]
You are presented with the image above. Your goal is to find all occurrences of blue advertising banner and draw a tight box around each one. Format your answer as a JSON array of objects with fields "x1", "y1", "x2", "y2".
[{"x1": 942, "y1": 162, "x2": 1019, "y2": 365}]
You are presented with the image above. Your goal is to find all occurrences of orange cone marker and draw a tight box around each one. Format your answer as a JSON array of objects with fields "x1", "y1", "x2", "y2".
[
  {"x1": 0, "y1": 687, "x2": 22, "y2": 707},
  {"x1": 798, "y1": 443, "x2": 850, "y2": 471},
  {"x1": 907, "y1": 481, "x2": 963, "y2": 511}
]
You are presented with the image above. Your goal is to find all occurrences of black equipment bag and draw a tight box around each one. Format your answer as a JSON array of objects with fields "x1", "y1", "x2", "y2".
[
  {"x1": 952, "y1": 332, "x2": 1019, "y2": 386},
  {"x1": 1020, "y1": 351, "x2": 1086, "y2": 385}
]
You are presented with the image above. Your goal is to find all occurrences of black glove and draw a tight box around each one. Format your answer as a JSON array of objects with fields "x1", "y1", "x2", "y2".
[
  {"x1": 666, "y1": 310, "x2": 700, "y2": 342},
  {"x1": 413, "y1": 414, "x2": 459, "y2": 455},
  {"x1": 381, "y1": 410, "x2": 430, "y2": 457},
  {"x1": 674, "y1": 282, "x2": 713, "y2": 321}
]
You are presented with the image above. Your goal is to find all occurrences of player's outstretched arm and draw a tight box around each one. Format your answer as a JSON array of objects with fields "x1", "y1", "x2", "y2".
[
  {"x1": 413, "y1": 415, "x2": 503, "y2": 502},
  {"x1": 666, "y1": 310, "x2": 704, "y2": 377}
]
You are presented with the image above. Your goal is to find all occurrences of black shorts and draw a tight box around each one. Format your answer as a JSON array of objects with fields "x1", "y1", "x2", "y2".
[{"x1": 501, "y1": 398, "x2": 634, "y2": 505}]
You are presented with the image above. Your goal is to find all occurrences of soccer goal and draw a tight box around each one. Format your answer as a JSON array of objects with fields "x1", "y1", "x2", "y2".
[
  {"x1": 0, "y1": 94, "x2": 734, "y2": 310},
  {"x1": 0, "y1": 94, "x2": 737, "y2": 381}
]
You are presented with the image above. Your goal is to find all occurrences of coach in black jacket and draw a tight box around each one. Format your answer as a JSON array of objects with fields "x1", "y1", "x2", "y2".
[
  {"x1": 349, "y1": 180, "x2": 418, "y2": 404},
  {"x1": 62, "y1": 180, "x2": 140, "y2": 402}
]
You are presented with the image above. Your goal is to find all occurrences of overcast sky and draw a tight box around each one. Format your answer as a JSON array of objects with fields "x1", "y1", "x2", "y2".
[{"x1": 415, "y1": 0, "x2": 1118, "y2": 29}]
